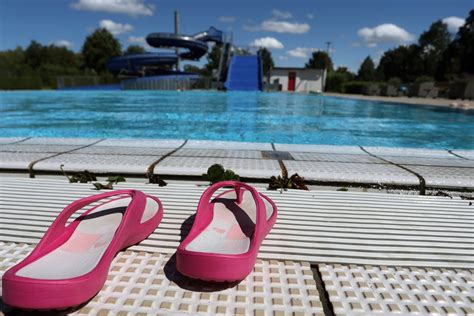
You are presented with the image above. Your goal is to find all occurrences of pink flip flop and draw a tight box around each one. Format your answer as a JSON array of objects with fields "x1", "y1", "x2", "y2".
[
  {"x1": 2, "y1": 189, "x2": 163, "y2": 310},
  {"x1": 176, "y1": 181, "x2": 277, "y2": 282}
]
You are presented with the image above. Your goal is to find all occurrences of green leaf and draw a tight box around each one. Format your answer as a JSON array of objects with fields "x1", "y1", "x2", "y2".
[
  {"x1": 107, "y1": 175, "x2": 126, "y2": 184},
  {"x1": 223, "y1": 169, "x2": 240, "y2": 181},
  {"x1": 203, "y1": 164, "x2": 240, "y2": 184},
  {"x1": 93, "y1": 182, "x2": 114, "y2": 190}
]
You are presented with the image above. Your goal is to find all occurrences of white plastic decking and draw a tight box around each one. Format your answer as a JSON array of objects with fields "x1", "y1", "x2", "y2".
[
  {"x1": 1, "y1": 177, "x2": 472, "y2": 269},
  {"x1": 0, "y1": 177, "x2": 473, "y2": 315},
  {"x1": 1, "y1": 137, "x2": 473, "y2": 189}
]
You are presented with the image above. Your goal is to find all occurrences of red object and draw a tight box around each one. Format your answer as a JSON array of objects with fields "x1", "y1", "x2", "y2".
[
  {"x1": 288, "y1": 72, "x2": 296, "y2": 91},
  {"x1": 2, "y1": 190, "x2": 163, "y2": 310},
  {"x1": 176, "y1": 181, "x2": 277, "y2": 282}
]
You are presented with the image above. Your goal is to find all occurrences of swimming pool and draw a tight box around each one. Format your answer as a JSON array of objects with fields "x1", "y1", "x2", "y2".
[{"x1": 1, "y1": 90, "x2": 473, "y2": 149}]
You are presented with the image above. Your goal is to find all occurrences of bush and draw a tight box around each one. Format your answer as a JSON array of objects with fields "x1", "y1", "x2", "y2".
[
  {"x1": 343, "y1": 81, "x2": 369, "y2": 94},
  {"x1": 325, "y1": 72, "x2": 349, "y2": 92},
  {"x1": 387, "y1": 77, "x2": 402, "y2": 85},
  {"x1": 415, "y1": 76, "x2": 434, "y2": 83},
  {"x1": 0, "y1": 76, "x2": 42, "y2": 89}
]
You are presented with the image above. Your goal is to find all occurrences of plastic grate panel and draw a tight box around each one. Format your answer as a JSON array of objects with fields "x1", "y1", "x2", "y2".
[
  {"x1": 275, "y1": 144, "x2": 365, "y2": 154},
  {"x1": 0, "y1": 144, "x2": 82, "y2": 153},
  {"x1": 380, "y1": 156, "x2": 474, "y2": 168},
  {"x1": 363, "y1": 147, "x2": 453, "y2": 159},
  {"x1": 401, "y1": 165, "x2": 474, "y2": 188},
  {"x1": 184, "y1": 140, "x2": 273, "y2": 151},
  {"x1": 1, "y1": 177, "x2": 472, "y2": 268},
  {"x1": 154, "y1": 156, "x2": 281, "y2": 178},
  {"x1": 73, "y1": 146, "x2": 173, "y2": 156},
  {"x1": 21, "y1": 137, "x2": 102, "y2": 146},
  {"x1": 452, "y1": 150, "x2": 474, "y2": 160},
  {"x1": 319, "y1": 263, "x2": 474, "y2": 316},
  {"x1": 291, "y1": 153, "x2": 384, "y2": 164},
  {"x1": 284, "y1": 160, "x2": 419, "y2": 185},
  {"x1": 0, "y1": 152, "x2": 53, "y2": 169},
  {"x1": 34, "y1": 154, "x2": 161, "y2": 174},
  {"x1": 0, "y1": 242, "x2": 323, "y2": 315},
  {"x1": 173, "y1": 149, "x2": 263, "y2": 159},
  {"x1": 0, "y1": 137, "x2": 28, "y2": 145},
  {"x1": 98, "y1": 139, "x2": 185, "y2": 148}
]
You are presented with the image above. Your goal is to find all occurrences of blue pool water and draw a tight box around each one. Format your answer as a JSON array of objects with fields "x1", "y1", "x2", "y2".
[{"x1": 1, "y1": 91, "x2": 473, "y2": 149}]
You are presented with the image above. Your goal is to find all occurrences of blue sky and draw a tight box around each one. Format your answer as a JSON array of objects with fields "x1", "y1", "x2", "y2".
[{"x1": 0, "y1": 0, "x2": 472, "y2": 71}]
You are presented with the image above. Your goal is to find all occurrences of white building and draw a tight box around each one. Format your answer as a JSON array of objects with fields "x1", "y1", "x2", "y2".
[{"x1": 269, "y1": 67, "x2": 326, "y2": 93}]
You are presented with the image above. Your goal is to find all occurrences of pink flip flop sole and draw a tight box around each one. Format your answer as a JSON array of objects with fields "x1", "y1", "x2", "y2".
[
  {"x1": 176, "y1": 181, "x2": 277, "y2": 282},
  {"x1": 2, "y1": 189, "x2": 163, "y2": 310}
]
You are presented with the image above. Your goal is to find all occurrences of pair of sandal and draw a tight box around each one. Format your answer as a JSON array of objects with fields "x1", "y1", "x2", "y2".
[{"x1": 2, "y1": 181, "x2": 277, "y2": 310}]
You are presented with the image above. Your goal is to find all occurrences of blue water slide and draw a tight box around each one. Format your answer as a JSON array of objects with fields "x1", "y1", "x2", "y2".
[
  {"x1": 107, "y1": 27, "x2": 223, "y2": 74},
  {"x1": 224, "y1": 55, "x2": 263, "y2": 91},
  {"x1": 106, "y1": 53, "x2": 178, "y2": 75}
]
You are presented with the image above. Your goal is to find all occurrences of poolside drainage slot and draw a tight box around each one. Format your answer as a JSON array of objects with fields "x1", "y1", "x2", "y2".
[
  {"x1": 27, "y1": 138, "x2": 105, "y2": 178},
  {"x1": 146, "y1": 140, "x2": 188, "y2": 179},
  {"x1": 448, "y1": 150, "x2": 469, "y2": 160},
  {"x1": 312, "y1": 265, "x2": 335, "y2": 316},
  {"x1": 0, "y1": 137, "x2": 31, "y2": 146},
  {"x1": 261, "y1": 150, "x2": 294, "y2": 160},
  {"x1": 360, "y1": 146, "x2": 427, "y2": 195}
]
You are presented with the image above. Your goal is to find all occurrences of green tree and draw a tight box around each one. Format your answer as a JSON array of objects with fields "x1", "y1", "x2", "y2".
[
  {"x1": 124, "y1": 45, "x2": 146, "y2": 55},
  {"x1": 183, "y1": 64, "x2": 204, "y2": 74},
  {"x1": 437, "y1": 42, "x2": 461, "y2": 80},
  {"x1": 204, "y1": 44, "x2": 221, "y2": 76},
  {"x1": 377, "y1": 45, "x2": 424, "y2": 82},
  {"x1": 436, "y1": 10, "x2": 474, "y2": 79},
  {"x1": 457, "y1": 10, "x2": 474, "y2": 74},
  {"x1": 305, "y1": 51, "x2": 333, "y2": 71},
  {"x1": 45, "y1": 45, "x2": 81, "y2": 69},
  {"x1": 258, "y1": 47, "x2": 274, "y2": 78},
  {"x1": 335, "y1": 66, "x2": 350, "y2": 74},
  {"x1": 0, "y1": 47, "x2": 28, "y2": 77},
  {"x1": 357, "y1": 56, "x2": 376, "y2": 81},
  {"x1": 81, "y1": 28, "x2": 121, "y2": 73},
  {"x1": 418, "y1": 20, "x2": 451, "y2": 78},
  {"x1": 24, "y1": 40, "x2": 45, "y2": 70}
]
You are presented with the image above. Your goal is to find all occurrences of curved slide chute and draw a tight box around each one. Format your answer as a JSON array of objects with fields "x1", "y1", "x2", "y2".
[
  {"x1": 107, "y1": 27, "x2": 223, "y2": 75},
  {"x1": 106, "y1": 53, "x2": 178, "y2": 75}
]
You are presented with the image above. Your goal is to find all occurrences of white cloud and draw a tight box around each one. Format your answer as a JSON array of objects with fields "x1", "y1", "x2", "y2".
[
  {"x1": 261, "y1": 20, "x2": 310, "y2": 33},
  {"x1": 128, "y1": 36, "x2": 145, "y2": 44},
  {"x1": 127, "y1": 36, "x2": 152, "y2": 49},
  {"x1": 52, "y1": 40, "x2": 73, "y2": 48},
  {"x1": 71, "y1": 0, "x2": 154, "y2": 17},
  {"x1": 278, "y1": 55, "x2": 288, "y2": 60},
  {"x1": 100, "y1": 19, "x2": 133, "y2": 35},
  {"x1": 272, "y1": 9, "x2": 292, "y2": 19},
  {"x1": 249, "y1": 37, "x2": 284, "y2": 49},
  {"x1": 442, "y1": 16, "x2": 465, "y2": 33},
  {"x1": 357, "y1": 23, "x2": 414, "y2": 47},
  {"x1": 218, "y1": 16, "x2": 236, "y2": 23},
  {"x1": 287, "y1": 47, "x2": 319, "y2": 58},
  {"x1": 306, "y1": 13, "x2": 314, "y2": 19}
]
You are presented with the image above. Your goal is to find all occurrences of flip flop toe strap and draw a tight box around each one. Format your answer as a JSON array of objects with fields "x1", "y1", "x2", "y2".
[
  {"x1": 197, "y1": 181, "x2": 268, "y2": 238},
  {"x1": 35, "y1": 190, "x2": 146, "y2": 253}
]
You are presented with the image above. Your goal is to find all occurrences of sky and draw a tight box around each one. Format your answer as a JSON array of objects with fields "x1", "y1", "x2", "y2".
[{"x1": 0, "y1": 0, "x2": 472, "y2": 71}]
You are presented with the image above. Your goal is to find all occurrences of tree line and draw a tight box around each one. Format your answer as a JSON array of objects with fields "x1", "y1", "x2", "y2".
[
  {"x1": 0, "y1": 28, "x2": 146, "y2": 89},
  {"x1": 303, "y1": 10, "x2": 473, "y2": 93},
  {"x1": 0, "y1": 9, "x2": 472, "y2": 90}
]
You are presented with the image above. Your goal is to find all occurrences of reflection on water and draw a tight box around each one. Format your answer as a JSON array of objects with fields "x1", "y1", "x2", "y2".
[{"x1": 0, "y1": 90, "x2": 473, "y2": 149}]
